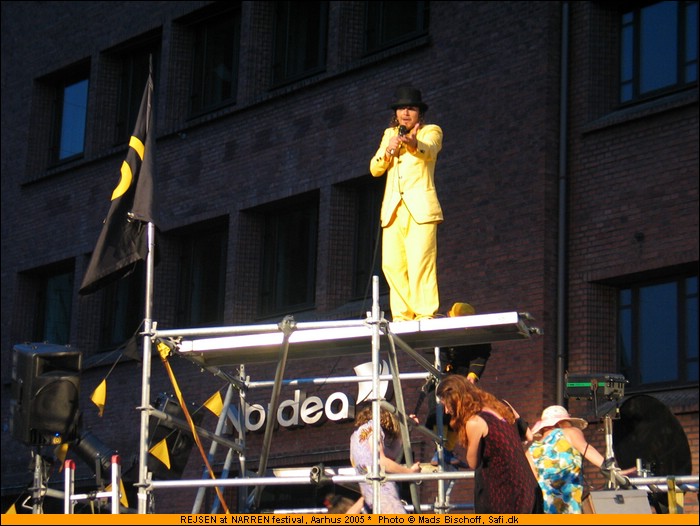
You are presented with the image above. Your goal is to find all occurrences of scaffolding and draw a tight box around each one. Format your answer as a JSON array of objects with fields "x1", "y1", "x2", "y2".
[
  {"x1": 137, "y1": 277, "x2": 542, "y2": 513},
  {"x1": 28, "y1": 274, "x2": 698, "y2": 514}
]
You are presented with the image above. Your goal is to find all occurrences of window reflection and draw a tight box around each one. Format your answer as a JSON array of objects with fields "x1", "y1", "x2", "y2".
[{"x1": 58, "y1": 79, "x2": 88, "y2": 160}]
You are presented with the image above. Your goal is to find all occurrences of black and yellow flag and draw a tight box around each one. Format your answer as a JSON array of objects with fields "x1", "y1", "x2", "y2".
[{"x1": 79, "y1": 69, "x2": 156, "y2": 295}]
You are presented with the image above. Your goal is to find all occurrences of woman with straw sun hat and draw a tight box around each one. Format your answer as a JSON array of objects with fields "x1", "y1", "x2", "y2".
[{"x1": 527, "y1": 405, "x2": 636, "y2": 513}]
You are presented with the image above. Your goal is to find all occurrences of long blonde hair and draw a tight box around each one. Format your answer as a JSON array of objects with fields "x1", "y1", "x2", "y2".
[{"x1": 436, "y1": 375, "x2": 514, "y2": 448}]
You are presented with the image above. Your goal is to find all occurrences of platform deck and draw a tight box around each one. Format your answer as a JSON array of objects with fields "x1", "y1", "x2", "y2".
[{"x1": 173, "y1": 311, "x2": 535, "y2": 367}]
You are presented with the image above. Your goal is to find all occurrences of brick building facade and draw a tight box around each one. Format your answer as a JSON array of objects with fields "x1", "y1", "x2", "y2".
[{"x1": 2, "y1": 0, "x2": 697, "y2": 515}]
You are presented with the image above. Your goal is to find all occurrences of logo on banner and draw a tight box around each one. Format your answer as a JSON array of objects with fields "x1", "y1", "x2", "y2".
[{"x1": 243, "y1": 361, "x2": 390, "y2": 431}]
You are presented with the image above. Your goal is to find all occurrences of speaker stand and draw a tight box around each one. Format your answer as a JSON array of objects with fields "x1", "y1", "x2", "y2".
[{"x1": 27, "y1": 450, "x2": 50, "y2": 513}]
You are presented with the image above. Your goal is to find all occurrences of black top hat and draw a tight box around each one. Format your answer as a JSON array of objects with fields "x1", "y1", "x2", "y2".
[{"x1": 389, "y1": 85, "x2": 428, "y2": 112}]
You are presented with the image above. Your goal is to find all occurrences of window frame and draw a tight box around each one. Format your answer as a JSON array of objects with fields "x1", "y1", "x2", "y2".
[
  {"x1": 51, "y1": 68, "x2": 90, "y2": 163},
  {"x1": 175, "y1": 219, "x2": 229, "y2": 328},
  {"x1": 115, "y1": 40, "x2": 161, "y2": 145},
  {"x1": 364, "y1": 1, "x2": 428, "y2": 55},
  {"x1": 23, "y1": 261, "x2": 76, "y2": 345},
  {"x1": 189, "y1": 4, "x2": 241, "y2": 116},
  {"x1": 271, "y1": 1, "x2": 329, "y2": 87},
  {"x1": 258, "y1": 192, "x2": 319, "y2": 318},
  {"x1": 99, "y1": 265, "x2": 145, "y2": 352},
  {"x1": 351, "y1": 176, "x2": 388, "y2": 300},
  {"x1": 619, "y1": 0, "x2": 698, "y2": 105},
  {"x1": 617, "y1": 271, "x2": 699, "y2": 390}
]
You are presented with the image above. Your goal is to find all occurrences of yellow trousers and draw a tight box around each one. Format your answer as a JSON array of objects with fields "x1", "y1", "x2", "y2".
[{"x1": 382, "y1": 200, "x2": 440, "y2": 321}]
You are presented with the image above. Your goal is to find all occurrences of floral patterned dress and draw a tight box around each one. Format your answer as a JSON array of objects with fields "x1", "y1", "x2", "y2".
[
  {"x1": 350, "y1": 421, "x2": 406, "y2": 513},
  {"x1": 528, "y1": 427, "x2": 584, "y2": 513}
]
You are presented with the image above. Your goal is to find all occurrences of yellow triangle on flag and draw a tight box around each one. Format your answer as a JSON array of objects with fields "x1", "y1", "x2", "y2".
[
  {"x1": 204, "y1": 391, "x2": 224, "y2": 416},
  {"x1": 149, "y1": 438, "x2": 171, "y2": 469},
  {"x1": 55, "y1": 443, "x2": 70, "y2": 471},
  {"x1": 90, "y1": 379, "x2": 107, "y2": 417},
  {"x1": 106, "y1": 478, "x2": 129, "y2": 509},
  {"x1": 5, "y1": 503, "x2": 17, "y2": 514}
]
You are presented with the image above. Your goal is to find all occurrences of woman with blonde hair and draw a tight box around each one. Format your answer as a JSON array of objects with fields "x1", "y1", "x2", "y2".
[{"x1": 436, "y1": 375, "x2": 543, "y2": 513}]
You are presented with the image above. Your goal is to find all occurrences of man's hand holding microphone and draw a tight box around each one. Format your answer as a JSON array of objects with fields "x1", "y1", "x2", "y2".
[{"x1": 387, "y1": 123, "x2": 419, "y2": 157}]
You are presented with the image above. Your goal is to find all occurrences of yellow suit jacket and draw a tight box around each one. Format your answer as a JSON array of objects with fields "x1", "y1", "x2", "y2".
[{"x1": 369, "y1": 124, "x2": 444, "y2": 226}]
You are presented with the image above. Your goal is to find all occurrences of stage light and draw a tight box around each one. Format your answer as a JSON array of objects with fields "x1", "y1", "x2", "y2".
[
  {"x1": 565, "y1": 373, "x2": 626, "y2": 401},
  {"x1": 73, "y1": 429, "x2": 118, "y2": 480}
]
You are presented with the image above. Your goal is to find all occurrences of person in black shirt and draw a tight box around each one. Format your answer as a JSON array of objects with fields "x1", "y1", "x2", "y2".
[{"x1": 424, "y1": 303, "x2": 492, "y2": 466}]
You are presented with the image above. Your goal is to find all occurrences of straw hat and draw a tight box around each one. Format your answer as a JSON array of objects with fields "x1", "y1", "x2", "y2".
[{"x1": 531, "y1": 405, "x2": 588, "y2": 436}]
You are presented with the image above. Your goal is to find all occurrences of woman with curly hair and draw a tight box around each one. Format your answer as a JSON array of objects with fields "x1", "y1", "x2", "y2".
[
  {"x1": 349, "y1": 403, "x2": 420, "y2": 513},
  {"x1": 436, "y1": 375, "x2": 543, "y2": 513}
]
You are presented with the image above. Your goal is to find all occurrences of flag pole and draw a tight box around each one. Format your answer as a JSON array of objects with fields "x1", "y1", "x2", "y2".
[
  {"x1": 137, "y1": 221, "x2": 156, "y2": 514},
  {"x1": 137, "y1": 56, "x2": 156, "y2": 514}
]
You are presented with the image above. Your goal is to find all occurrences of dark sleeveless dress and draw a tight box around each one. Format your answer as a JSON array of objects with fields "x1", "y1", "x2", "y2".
[{"x1": 473, "y1": 411, "x2": 543, "y2": 513}]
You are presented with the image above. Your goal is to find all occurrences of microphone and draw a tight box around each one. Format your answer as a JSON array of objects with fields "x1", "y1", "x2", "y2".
[{"x1": 390, "y1": 125, "x2": 408, "y2": 156}]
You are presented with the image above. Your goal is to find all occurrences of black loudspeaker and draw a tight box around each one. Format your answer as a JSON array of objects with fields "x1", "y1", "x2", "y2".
[
  {"x1": 147, "y1": 394, "x2": 202, "y2": 480},
  {"x1": 9, "y1": 343, "x2": 82, "y2": 446}
]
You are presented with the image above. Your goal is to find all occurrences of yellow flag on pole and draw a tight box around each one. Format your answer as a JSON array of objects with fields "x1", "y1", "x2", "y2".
[
  {"x1": 90, "y1": 379, "x2": 107, "y2": 417},
  {"x1": 204, "y1": 391, "x2": 224, "y2": 416},
  {"x1": 119, "y1": 478, "x2": 129, "y2": 508},
  {"x1": 106, "y1": 478, "x2": 129, "y2": 509},
  {"x1": 55, "y1": 443, "x2": 70, "y2": 471},
  {"x1": 149, "y1": 438, "x2": 171, "y2": 469}
]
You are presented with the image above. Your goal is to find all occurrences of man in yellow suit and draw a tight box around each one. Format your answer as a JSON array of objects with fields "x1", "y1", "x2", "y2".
[{"x1": 369, "y1": 85, "x2": 443, "y2": 322}]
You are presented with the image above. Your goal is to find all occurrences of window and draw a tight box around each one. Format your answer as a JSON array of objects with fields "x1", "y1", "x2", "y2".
[
  {"x1": 27, "y1": 264, "x2": 75, "y2": 345},
  {"x1": 100, "y1": 266, "x2": 144, "y2": 351},
  {"x1": 115, "y1": 42, "x2": 160, "y2": 144},
  {"x1": 176, "y1": 220, "x2": 228, "y2": 327},
  {"x1": 190, "y1": 5, "x2": 241, "y2": 114},
  {"x1": 272, "y1": 1, "x2": 328, "y2": 86},
  {"x1": 618, "y1": 273, "x2": 698, "y2": 389},
  {"x1": 259, "y1": 193, "x2": 318, "y2": 317},
  {"x1": 620, "y1": 0, "x2": 698, "y2": 103},
  {"x1": 54, "y1": 74, "x2": 89, "y2": 161},
  {"x1": 192, "y1": 6, "x2": 241, "y2": 113},
  {"x1": 352, "y1": 176, "x2": 388, "y2": 300},
  {"x1": 365, "y1": 1, "x2": 428, "y2": 54}
]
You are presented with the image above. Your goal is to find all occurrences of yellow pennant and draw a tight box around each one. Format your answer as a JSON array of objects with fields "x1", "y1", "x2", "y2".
[
  {"x1": 5, "y1": 503, "x2": 17, "y2": 514},
  {"x1": 204, "y1": 391, "x2": 224, "y2": 416},
  {"x1": 90, "y1": 379, "x2": 107, "y2": 417},
  {"x1": 149, "y1": 438, "x2": 171, "y2": 469},
  {"x1": 55, "y1": 443, "x2": 70, "y2": 471},
  {"x1": 106, "y1": 478, "x2": 129, "y2": 509}
]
